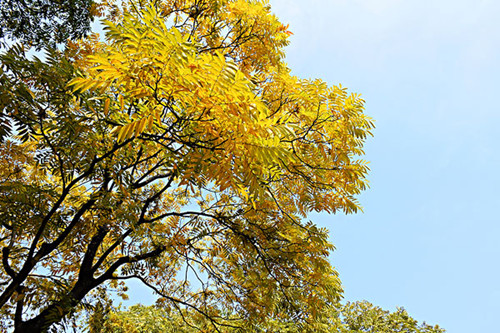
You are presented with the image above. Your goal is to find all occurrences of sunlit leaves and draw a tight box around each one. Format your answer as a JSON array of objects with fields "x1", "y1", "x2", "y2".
[
  {"x1": 1, "y1": 0, "x2": 374, "y2": 331},
  {"x1": 340, "y1": 301, "x2": 446, "y2": 333},
  {"x1": 96, "y1": 301, "x2": 445, "y2": 333}
]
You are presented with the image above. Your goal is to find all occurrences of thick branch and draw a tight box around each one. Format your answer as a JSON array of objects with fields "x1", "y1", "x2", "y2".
[
  {"x1": 80, "y1": 225, "x2": 110, "y2": 280},
  {"x1": 95, "y1": 246, "x2": 166, "y2": 285},
  {"x1": 1, "y1": 247, "x2": 17, "y2": 278}
]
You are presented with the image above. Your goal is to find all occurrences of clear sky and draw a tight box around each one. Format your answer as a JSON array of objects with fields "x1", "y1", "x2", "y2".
[{"x1": 269, "y1": 0, "x2": 500, "y2": 332}]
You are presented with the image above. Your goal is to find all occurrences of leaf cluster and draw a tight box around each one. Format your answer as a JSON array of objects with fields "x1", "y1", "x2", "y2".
[{"x1": 0, "y1": 0, "x2": 98, "y2": 49}]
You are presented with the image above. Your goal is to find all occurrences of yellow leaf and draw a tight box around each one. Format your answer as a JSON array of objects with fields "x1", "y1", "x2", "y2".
[
  {"x1": 147, "y1": 114, "x2": 154, "y2": 130},
  {"x1": 104, "y1": 98, "x2": 110, "y2": 116}
]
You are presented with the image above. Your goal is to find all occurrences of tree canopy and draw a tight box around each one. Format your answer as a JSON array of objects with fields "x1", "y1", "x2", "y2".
[{"x1": 0, "y1": 0, "x2": 374, "y2": 331}]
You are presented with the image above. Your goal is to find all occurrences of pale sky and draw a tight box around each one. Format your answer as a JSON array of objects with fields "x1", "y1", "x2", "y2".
[{"x1": 270, "y1": 0, "x2": 500, "y2": 332}]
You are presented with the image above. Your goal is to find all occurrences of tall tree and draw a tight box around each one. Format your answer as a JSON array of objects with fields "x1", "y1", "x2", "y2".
[{"x1": 0, "y1": 0, "x2": 374, "y2": 331}]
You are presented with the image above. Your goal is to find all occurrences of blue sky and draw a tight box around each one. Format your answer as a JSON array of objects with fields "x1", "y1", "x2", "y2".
[{"x1": 269, "y1": 0, "x2": 500, "y2": 332}]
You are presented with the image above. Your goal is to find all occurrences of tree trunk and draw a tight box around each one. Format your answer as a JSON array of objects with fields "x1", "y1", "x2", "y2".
[{"x1": 14, "y1": 278, "x2": 95, "y2": 333}]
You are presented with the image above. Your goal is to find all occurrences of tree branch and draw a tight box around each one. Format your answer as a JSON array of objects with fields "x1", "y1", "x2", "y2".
[
  {"x1": 2, "y1": 247, "x2": 17, "y2": 278},
  {"x1": 95, "y1": 246, "x2": 166, "y2": 285}
]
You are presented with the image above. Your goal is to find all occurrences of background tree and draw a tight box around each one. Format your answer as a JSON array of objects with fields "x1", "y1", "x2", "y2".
[
  {"x1": 0, "y1": 0, "x2": 374, "y2": 332},
  {"x1": 0, "y1": 0, "x2": 100, "y2": 49},
  {"x1": 89, "y1": 301, "x2": 445, "y2": 333},
  {"x1": 339, "y1": 301, "x2": 445, "y2": 333}
]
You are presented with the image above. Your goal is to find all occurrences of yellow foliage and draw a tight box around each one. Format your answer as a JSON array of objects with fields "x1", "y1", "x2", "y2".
[{"x1": 0, "y1": 0, "x2": 373, "y2": 331}]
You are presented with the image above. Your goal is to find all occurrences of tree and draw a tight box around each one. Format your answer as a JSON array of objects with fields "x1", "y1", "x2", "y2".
[
  {"x1": 0, "y1": 0, "x2": 100, "y2": 49},
  {"x1": 90, "y1": 303, "x2": 303, "y2": 332},
  {"x1": 339, "y1": 301, "x2": 445, "y2": 333},
  {"x1": 0, "y1": 0, "x2": 374, "y2": 331},
  {"x1": 89, "y1": 304, "x2": 196, "y2": 333},
  {"x1": 90, "y1": 301, "x2": 445, "y2": 333}
]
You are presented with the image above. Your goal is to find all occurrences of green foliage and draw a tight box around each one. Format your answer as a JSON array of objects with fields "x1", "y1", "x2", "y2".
[
  {"x1": 92, "y1": 305, "x2": 194, "y2": 333},
  {"x1": 94, "y1": 301, "x2": 445, "y2": 333},
  {"x1": 0, "y1": 0, "x2": 97, "y2": 49},
  {"x1": 0, "y1": 44, "x2": 76, "y2": 142},
  {"x1": 92, "y1": 304, "x2": 308, "y2": 333},
  {"x1": 340, "y1": 301, "x2": 445, "y2": 333}
]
